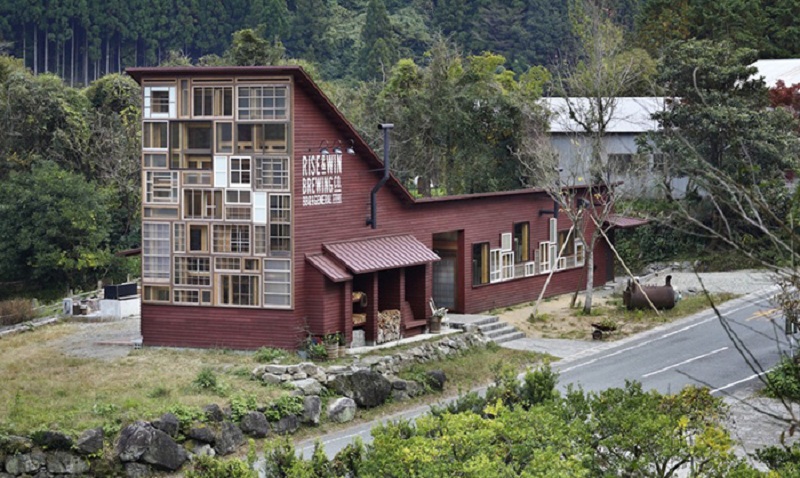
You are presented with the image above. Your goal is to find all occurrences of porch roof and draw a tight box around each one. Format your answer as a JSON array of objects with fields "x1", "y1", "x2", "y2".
[
  {"x1": 605, "y1": 214, "x2": 649, "y2": 229},
  {"x1": 306, "y1": 254, "x2": 353, "y2": 283},
  {"x1": 323, "y1": 235, "x2": 440, "y2": 275}
]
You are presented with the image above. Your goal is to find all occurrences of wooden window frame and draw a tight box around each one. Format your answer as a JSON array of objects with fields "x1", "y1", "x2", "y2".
[
  {"x1": 237, "y1": 85, "x2": 288, "y2": 121},
  {"x1": 218, "y1": 274, "x2": 261, "y2": 307},
  {"x1": 264, "y1": 259, "x2": 291, "y2": 308},
  {"x1": 472, "y1": 242, "x2": 489, "y2": 286},
  {"x1": 173, "y1": 256, "x2": 211, "y2": 286},
  {"x1": 142, "y1": 222, "x2": 170, "y2": 282},
  {"x1": 513, "y1": 222, "x2": 529, "y2": 263},
  {"x1": 254, "y1": 156, "x2": 289, "y2": 191},
  {"x1": 213, "y1": 224, "x2": 251, "y2": 254},
  {"x1": 192, "y1": 85, "x2": 233, "y2": 118}
]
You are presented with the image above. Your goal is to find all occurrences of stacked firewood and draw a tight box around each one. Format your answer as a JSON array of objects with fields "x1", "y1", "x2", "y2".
[
  {"x1": 352, "y1": 313, "x2": 366, "y2": 325},
  {"x1": 377, "y1": 309, "x2": 401, "y2": 344}
]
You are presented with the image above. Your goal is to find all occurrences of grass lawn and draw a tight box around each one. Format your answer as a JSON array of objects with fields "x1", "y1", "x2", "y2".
[{"x1": 0, "y1": 320, "x2": 546, "y2": 439}]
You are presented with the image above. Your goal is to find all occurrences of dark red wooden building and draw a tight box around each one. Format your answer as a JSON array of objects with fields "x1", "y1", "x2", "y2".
[{"x1": 127, "y1": 66, "x2": 616, "y2": 350}]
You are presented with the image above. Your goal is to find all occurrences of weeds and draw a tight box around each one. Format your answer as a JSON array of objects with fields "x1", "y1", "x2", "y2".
[{"x1": 0, "y1": 299, "x2": 34, "y2": 326}]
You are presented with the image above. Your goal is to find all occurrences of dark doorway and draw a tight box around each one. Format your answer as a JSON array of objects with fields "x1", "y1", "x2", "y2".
[{"x1": 432, "y1": 230, "x2": 463, "y2": 311}]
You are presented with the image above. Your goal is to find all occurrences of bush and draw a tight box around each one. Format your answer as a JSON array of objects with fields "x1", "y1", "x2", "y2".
[
  {"x1": 193, "y1": 367, "x2": 228, "y2": 396},
  {"x1": 230, "y1": 393, "x2": 259, "y2": 422},
  {"x1": 0, "y1": 299, "x2": 34, "y2": 326},
  {"x1": 186, "y1": 454, "x2": 257, "y2": 478},
  {"x1": 764, "y1": 356, "x2": 800, "y2": 401},
  {"x1": 264, "y1": 395, "x2": 304, "y2": 422},
  {"x1": 254, "y1": 346, "x2": 286, "y2": 363}
]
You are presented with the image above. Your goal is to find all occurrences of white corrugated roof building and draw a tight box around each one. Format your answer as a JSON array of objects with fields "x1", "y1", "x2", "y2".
[
  {"x1": 750, "y1": 59, "x2": 800, "y2": 88},
  {"x1": 543, "y1": 97, "x2": 666, "y2": 134}
]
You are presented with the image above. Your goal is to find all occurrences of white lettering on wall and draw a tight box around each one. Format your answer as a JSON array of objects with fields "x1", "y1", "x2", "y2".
[{"x1": 301, "y1": 153, "x2": 343, "y2": 206}]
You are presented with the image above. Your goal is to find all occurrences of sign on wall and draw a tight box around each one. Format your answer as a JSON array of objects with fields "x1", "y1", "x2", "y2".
[{"x1": 301, "y1": 153, "x2": 343, "y2": 206}]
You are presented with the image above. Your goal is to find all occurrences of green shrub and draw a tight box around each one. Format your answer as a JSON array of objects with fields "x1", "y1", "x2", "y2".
[
  {"x1": 254, "y1": 347, "x2": 286, "y2": 363},
  {"x1": 166, "y1": 404, "x2": 205, "y2": 428},
  {"x1": 264, "y1": 395, "x2": 303, "y2": 422},
  {"x1": 764, "y1": 356, "x2": 800, "y2": 401},
  {"x1": 230, "y1": 393, "x2": 259, "y2": 422},
  {"x1": 0, "y1": 299, "x2": 34, "y2": 326},
  {"x1": 147, "y1": 386, "x2": 171, "y2": 398},
  {"x1": 185, "y1": 454, "x2": 257, "y2": 478},
  {"x1": 193, "y1": 367, "x2": 228, "y2": 396}
]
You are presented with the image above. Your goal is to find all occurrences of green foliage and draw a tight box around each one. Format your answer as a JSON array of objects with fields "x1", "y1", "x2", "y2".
[
  {"x1": 755, "y1": 442, "x2": 800, "y2": 475},
  {"x1": 230, "y1": 393, "x2": 259, "y2": 422},
  {"x1": 764, "y1": 356, "x2": 800, "y2": 402},
  {"x1": 0, "y1": 161, "x2": 114, "y2": 290},
  {"x1": 146, "y1": 386, "x2": 171, "y2": 399},
  {"x1": 226, "y1": 29, "x2": 285, "y2": 66},
  {"x1": 193, "y1": 368, "x2": 229, "y2": 396},
  {"x1": 186, "y1": 454, "x2": 257, "y2": 478},
  {"x1": 254, "y1": 347, "x2": 287, "y2": 363},
  {"x1": 264, "y1": 395, "x2": 303, "y2": 422},
  {"x1": 83, "y1": 74, "x2": 141, "y2": 115}
]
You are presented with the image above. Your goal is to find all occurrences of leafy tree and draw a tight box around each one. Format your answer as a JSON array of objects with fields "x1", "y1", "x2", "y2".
[
  {"x1": 226, "y1": 29, "x2": 285, "y2": 66},
  {"x1": 359, "y1": 0, "x2": 398, "y2": 81},
  {"x1": 0, "y1": 161, "x2": 114, "y2": 290},
  {"x1": 83, "y1": 72, "x2": 140, "y2": 114}
]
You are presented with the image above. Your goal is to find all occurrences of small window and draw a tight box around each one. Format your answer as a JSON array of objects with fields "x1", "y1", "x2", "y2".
[
  {"x1": 174, "y1": 223, "x2": 185, "y2": 253},
  {"x1": 558, "y1": 230, "x2": 575, "y2": 257},
  {"x1": 144, "y1": 153, "x2": 168, "y2": 168},
  {"x1": 174, "y1": 257, "x2": 211, "y2": 286},
  {"x1": 254, "y1": 157, "x2": 289, "y2": 191},
  {"x1": 145, "y1": 171, "x2": 179, "y2": 204},
  {"x1": 237, "y1": 85, "x2": 288, "y2": 121},
  {"x1": 143, "y1": 286, "x2": 170, "y2": 302},
  {"x1": 143, "y1": 222, "x2": 170, "y2": 281},
  {"x1": 189, "y1": 225, "x2": 209, "y2": 252},
  {"x1": 216, "y1": 122, "x2": 233, "y2": 153},
  {"x1": 215, "y1": 257, "x2": 241, "y2": 271},
  {"x1": 213, "y1": 224, "x2": 250, "y2": 254},
  {"x1": 193, "y1": 86, "x2": 232, "y2": 117},
  {"x1": 144, "y1": 86, "x2": 176, "y2": 118},
  {"x1": 184, "y1": 190, "x2": 222, "y2": 219},
  {"x1": 226, "y1": 189, "x2": 251, "y2": 204},
  {"x1": 472, "y1": 243, "x2": 489, "y2": 285},
  {"x1": 254, "y1": 225, "x2": 267, "y2": 255},
  {"x1": 230, "y1": 157, "x2": 251, "y2": 187},
  {"x1": 513, "y1": 222, "x2": 529, "y2": 263},
  {"x1": 143, "y1": 122, "x2": 168, "y2": 150},
  {"x1": 264, "y1": 259, "x2": 291, "y2": 307},
  {"x1": 174, "y1": 289, "x2": 200, "y2": 304},
  {"x1": 219, "y1": 274, "x2": 260, "y2": 306},
  {"x1": 489, "y1": 249, "x2": 502, "y2": 283}
]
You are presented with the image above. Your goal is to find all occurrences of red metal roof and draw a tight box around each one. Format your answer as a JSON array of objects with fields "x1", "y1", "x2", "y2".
[
  {"x1": 605, "y1": 214, "x2": 649, "y2": 229},
  {"x1": 323, "y1": 235, "x2": 440, "y2": 274},
  {"x1": 306, "y1": 254, "x2": 352, "y2": 282}
]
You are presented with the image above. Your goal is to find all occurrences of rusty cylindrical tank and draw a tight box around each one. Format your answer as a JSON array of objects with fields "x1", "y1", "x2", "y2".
[{"x1": 623, "y1": 275, "x2": 677, "y2": 310}]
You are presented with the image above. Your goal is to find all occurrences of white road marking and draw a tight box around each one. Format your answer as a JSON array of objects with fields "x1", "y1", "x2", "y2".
[
  {"x1": 710, "y1": 370, "x2": 771, "y2": 394},
  {"x1": 642, "y1": 347, "x2": 728, "y2": 378},
  {"x1": 560, "y1": 299, "x2": 768, "y2": 373}
]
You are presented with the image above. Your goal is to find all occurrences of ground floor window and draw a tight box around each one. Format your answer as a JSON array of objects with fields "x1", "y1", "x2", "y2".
[
  {"x1": 264, "y1": 259, "x2": 291, "y2": 307},
  {"x1": 143, "y1": 222, "x2": 170, "y2": 281},
  {"x1": 472, "y1": 243, "x2": 489, "y2": 285},
  {"x1": 219, "y1": 274, "x2": 260, "y2": 306}
]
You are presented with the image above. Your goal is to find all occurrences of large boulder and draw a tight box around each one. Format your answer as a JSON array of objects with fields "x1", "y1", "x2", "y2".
[
  {"x1": 140, "y1": 429, "x2": 187, "y2": 471},
  {"x1": 116, "y1": 422, "x2": 187, "y2": 471},
  {"x1": 117, "y1": 422, "x2": 153, "y2": 462},
  {"x1": 75, "y1": 428, "x2": 104, "y2": 455},
  {"x1": 302, "y1": 396, "x2": 322, "y2": 425},
  {"x1": 327, "y1": 398, "x2": 356, "y2": 424},
  {"x1": 0, "y1": 436, "x2": 32, "y2": 454},
  {"x1": 270, "y1": 415, "x2": 299, "y2": 435},
  {"x1": 46, "y1": 451, "x2": 90, "y2": 474},
  {"x1": 5, "y1": 451, "x2": 45, "y2": 475},
  {"x1": 203, "y1": 404, "x2": 225, "y2": 422},
  {"x1": 293, "y1": 378, "x2": 323, "y2": 396},
  {"x1": 187, "y1": 426, "x2": 215, "y2": 444},
  {"x1": 214, "y1": 422, "x2": 244, "y2": 456},
  {"x1": 152, "y1": 413, "x2": 180, "y2": 438},
  {"x1": 425, "y1": 370, "x2": 447, "y2": 391},
  {"x1": 239, "y1": 412, "x2": 270, "y2": 438},
  {"x1": 124, "y1": 462, "x2": 153, "y2": 478},
  {"x1": 331, "y1": 370, "x2": 391, "y2": 408}
]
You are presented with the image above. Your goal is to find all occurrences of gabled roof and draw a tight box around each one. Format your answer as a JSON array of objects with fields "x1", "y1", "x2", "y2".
[
  {"x1": 544, "y1": 97, "x2": 665, "y2": 134},
  {"x1": 605, "y1": 214, "x2": 649, "y2": 229},
  {"x1": 750, "y1": 59, "x2": 800, "y2": 88},
  {"x1": 306, "y1": 254, "x2": 352, "y2": 282},
  {"x1": 323, "y1": 235, "x2": 440, "y2": 274},
  {"x1": 126, "y1": 66, "x2": 416, "y2": 204}
]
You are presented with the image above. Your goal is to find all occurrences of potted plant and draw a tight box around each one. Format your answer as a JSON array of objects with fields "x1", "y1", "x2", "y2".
[
  {"x1": 324, "y1": 333, "x2": 340, "y2": 359},
  {"x1": 337, "y1": 332, "x2": 347, "y2": 358},
  {"x1": 308, "y1": 342, "x2": 328, "y2": 361}
]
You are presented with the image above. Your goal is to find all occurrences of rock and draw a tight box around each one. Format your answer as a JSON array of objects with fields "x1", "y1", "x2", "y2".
[
  {"x1": 124, "y1": 462, "x2": 152, "y2": 478},
  {"x1": 76, "y1": 428, "x2": 104, "y2": 455},
  {"x1": 286, "y1": 365, "x2": 301, "y2": 375},
  {"x1": 214, "y1": 422, "x2": 244, "y2": 456},
  {"x1": 302, "y1": 396, "x2": 322, "y2": 425},
  {"x1": 46, "y1": 451, "x2": 90, "y2": 474},
  {"x1": 203, "y1": 404, "x2": 225, "y2": 422},
  {"x1": 392, "y1": 389, "x2": 411, "y2": 401},
  {"x1": 239, "y1": 412, "x2": 270, "y2": 438},
  {"x1": 261, "y1": 373, "x2": 282, "y2": 385},
  {"x1": 5, "y1": 452, "x2": 44, "y2": 475},
  {"x1": 116, "y1": 422, "x2": 153, "y2": 462},
  {"x1": 264, "y1": 364, "x2": 288, "y2": 375},
  {"x1": 0, "y1": 436, "x2": 32, "y2": 454},
  {"x1": 299, "y1": 362, "x2": 319, "y2": 376},
  {"x1": 192, "y1": 444, "x2": 215, "y2": 457},
  {"x1": 327, "y1": 398, "x2": 356, "y2": 424},
  {"x1": 426, "y1": 370, "x2": 447, "y2": 391},
  {"x1": 140, "y1": 429, "x2": 187, "y2": 471},
  {"x1": 331, "y1": 370, "x2": 391, "y2": 408},
  {"x1": 187, "y1": 426, "x2": 215, "y2": 444},
  {"x1": 270, "y1": 415, "x2": 299, "y2": 435},
  {"x1": 292, "y1": 372, "x2": 308, "y2": 380},
  {"x1": 152, "y1": 413, "x2": 180, "y2": 438},
  {"x1": 293, "y1": 378, "x2": 323, "y2": 396},
  {"x1": 32, "y1": 431, "x2": 73, "y2": 451}
]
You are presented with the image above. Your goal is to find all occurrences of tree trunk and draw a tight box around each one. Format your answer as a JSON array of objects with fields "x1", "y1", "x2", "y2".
[
  {"x1": 33, "y1": 24, "x2": 38, "y2": 74},
  {"x1": 105, "y1": 37, "x2": 110, "y2": 75},
  {"x1": 583, "y1": 235, "x2": 596, "y2": 314},
  {"x1": 22, "y1": 24, "x2": 26, "y2": 69},
  {"x1": 70, "y1": 27, "x2": 75, "y2": 86},
  {"x1": 44, "y1": 29, "x2": 48, "y2": 72}
]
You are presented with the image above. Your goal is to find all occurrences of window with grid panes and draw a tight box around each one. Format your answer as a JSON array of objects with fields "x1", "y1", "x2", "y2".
[
  {"x1": 173, "y1": 257, "x2": 210, "y2": 286},
  {"x1": 264, "y1": 259, "x2": 290, "y2": 307},
  {"x1": 184, "y1": 189, "x2": 222, "y2": 219},
  {"x1": 255, "y1": 157, "x2": 289, "y2": 191},
  {"x1": 143, "y1": 223, "x2": 170, "y2": 280},
  {"x1": 269, "y1": 194, "x2": 291, "y2": 255},
  {"x1": 143, "y1": 122, "x2": 168, "y2": 150},
  {"x1": 193, "y1": 86, "x2": 232, "y2": 117},
  {"x1": 213, "y1": 224, "x2": 250, "y2": 254},
  {"x1": 219, "y1": 275, "x2": 260, "y2": 306},
  {"x1": 237, "y1": 86, "x2": 287, "y2": 121},
  {"x1": 230, "y1": 157, "x2": 251, "y2": 187}
]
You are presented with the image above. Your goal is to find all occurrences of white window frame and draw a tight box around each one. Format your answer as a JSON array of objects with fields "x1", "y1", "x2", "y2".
[
  {"x1": 173, "y1": 223, "x2": 185, "y2": 253},
  {"x1": 489, "y1": 249, "x2": 502, "y2": 283},
  {"x1": 143, "y1": 222, "x2": 170, "y2": 282},
  {"x1": 264, "y1": 259, "x2": 291, "y2": 308},
  {"x1": 575, "y1": 239, "x2": 586, "y2": 267},
  {"x1": 524, "y1": 262, "x2": 536, "y2": 277},
  {"x1": 500, "y1": 233, "x2": 512, "y2": 252},
  {"x1": 254, "y1": 156, "x2": 289, "y2": 191},
  {"x1": 539, "y1": 242, "x2": 552, "y2": 274},
  {"x1": 253, "y1": 191, "x2": 267, "y2": 224},
  {"x1": 230, "y1": 156, "x2": 252, "y2": 188},
  {"x1": 501, "y1": 251, "x2": 514, "y2": 281},
  {"x1": 144, "y1": 86, "x2": 176, "y2": 119},
  {"x1": 214, "y1": 156, "x2": 228, "y2": 188},
  {"x1": 145, "y1": 171, "x2": 179, "y2": 204}
]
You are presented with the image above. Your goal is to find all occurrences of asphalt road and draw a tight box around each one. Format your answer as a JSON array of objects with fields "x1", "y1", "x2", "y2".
[{"x1": 297, "y1": 288, "x2": 791, "y2": 459}]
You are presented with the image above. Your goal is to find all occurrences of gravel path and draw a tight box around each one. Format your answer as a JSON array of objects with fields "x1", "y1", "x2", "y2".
[
  {"x1": 50, "y1": 316, "x2": 141, "y2": 361},
  {"x1": 640, "y1": 269, "x2": 776, "y2": 296}
]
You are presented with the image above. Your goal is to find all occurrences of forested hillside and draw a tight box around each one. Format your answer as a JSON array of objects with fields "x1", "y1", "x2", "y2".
[{"x1": 1, "y1": 0, "x2": 799, "y2": 85}]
